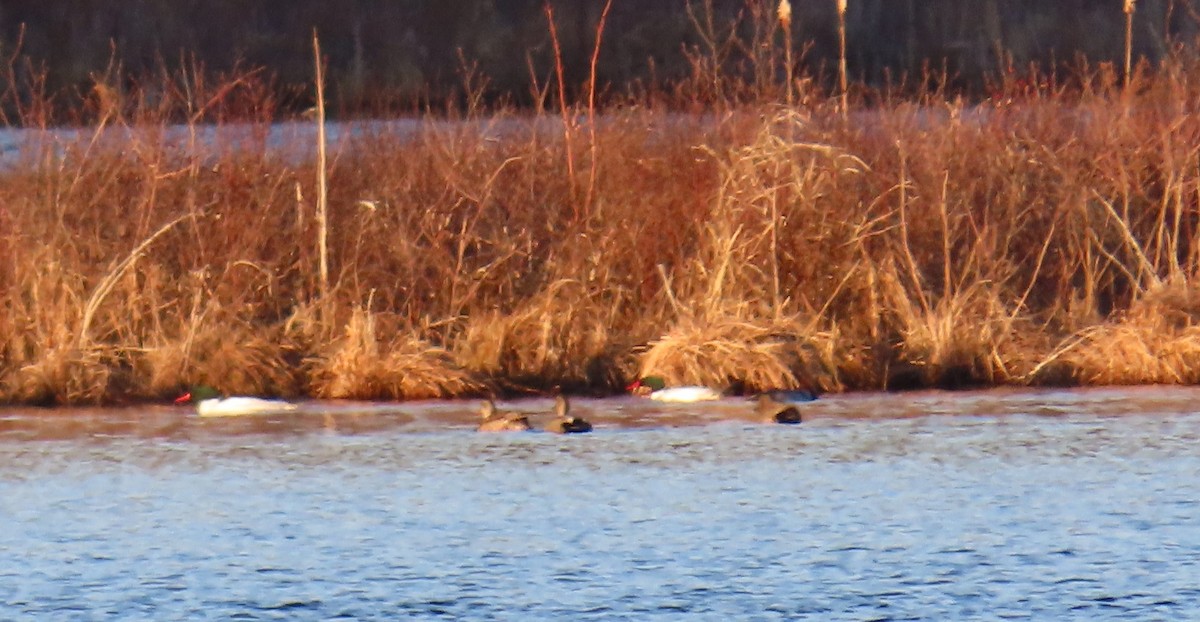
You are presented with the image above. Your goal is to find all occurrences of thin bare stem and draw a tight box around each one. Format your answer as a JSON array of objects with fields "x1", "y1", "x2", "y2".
[
  {"x1": 313, "y1": 30, "x2": 330, "y2": 315},
  {"x1": 1125, "y1": 0, "x2": 1136, "y2": 90},
  {"x1": 838, "y1": 0, "x2": 849, "y2": 118},
  {"x1": 544, "y1": 2, "x2": 578, "y2": 220},
  {"x1": 779, "y1": 1, "x2": 793, "y2": 106},
  {"x1": 585, "y1": 0, "x2": 615, "y2": 216},
  {"x1": 79, "y1": 214, "x2": 188, "y2": 347}
]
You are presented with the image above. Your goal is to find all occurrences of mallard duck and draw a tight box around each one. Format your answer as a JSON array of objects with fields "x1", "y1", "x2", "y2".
[
  {"x1": 627, "y1": 376, "x2": 722, "y2": 402},
  {"x1": 543, "y1": 395, "x2": 593, "y2": 434},
  {"x1": 477, "y1": 399, "x2": 532, "y2": 432},
  {"x1": 753, "y1": 393, "x2": 803, "y2": 424},
  {"x1": 175, "y1": 386, "x2": 298, "y2": 417}
]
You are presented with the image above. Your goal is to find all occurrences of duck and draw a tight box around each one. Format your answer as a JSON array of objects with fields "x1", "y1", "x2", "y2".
[
  {"x1": 753, "y1": 393, "x2": 804, "y2": 424},
  {"x1": 477, "y1": 399, "x2": 532, "y2": 432},
  {"x1": 542, "y1": 395, "x2": 593, "y2": 434},
  {"x1": 174, "y1": 386, "x2": 299, "y2": 417},
  {"x1": 627, "y1": 376, "x2": 722, "y2": 403},
  {"x1": 759, "y1": 389, "x2": 818, "y2": 403}
]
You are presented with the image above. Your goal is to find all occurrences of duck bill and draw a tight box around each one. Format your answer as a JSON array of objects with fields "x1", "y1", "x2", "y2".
[
  {"x1": 625, "y1": 380, "x2": 642, "y2": 392},
  {"x1": 173, "y1": 392, "x2": 193, "y2": 404}
]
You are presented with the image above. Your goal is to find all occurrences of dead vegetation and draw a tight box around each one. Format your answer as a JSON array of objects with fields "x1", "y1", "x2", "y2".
[{"x1": 5, "y1": 17, "x2": 1200, "y2": 403}]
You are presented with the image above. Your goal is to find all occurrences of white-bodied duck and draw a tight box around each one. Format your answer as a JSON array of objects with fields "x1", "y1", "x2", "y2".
[
  {"x1": 175, "y1": 386, "x2": 298, "y2": 417},
  {"x1": 626, "y1": 376, "x2": 722, "y2": 403}
]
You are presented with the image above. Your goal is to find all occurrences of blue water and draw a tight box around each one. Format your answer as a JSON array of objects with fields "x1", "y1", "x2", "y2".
[{"x1": 2, "y1": 387, "x2": 1199, "y2": 620}]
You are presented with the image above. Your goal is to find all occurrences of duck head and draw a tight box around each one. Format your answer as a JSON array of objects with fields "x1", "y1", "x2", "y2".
[
  {"x1": 554, "y1": 395, "x2": 570, "y2": 417},
  {"x1": 480, "y1": 399, "x2": 498, "y2": 420},
  {"x1": 174, "y1": 385, "x2": 221, "y2": 404},
  {"x1": 626, "y1": 376, "x2": 666, "y2": 396}
]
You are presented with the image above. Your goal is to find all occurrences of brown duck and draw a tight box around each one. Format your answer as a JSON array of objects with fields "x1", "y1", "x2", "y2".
[
  {"x1": 477, "y1": 399, "x2": 532, "y2": 432},
  {"x1": 543, "y1": 395, "x2": 593, "y2": 434},
  {"x1": 754, "y1": 393, "x2": 803, "y2": 424}
]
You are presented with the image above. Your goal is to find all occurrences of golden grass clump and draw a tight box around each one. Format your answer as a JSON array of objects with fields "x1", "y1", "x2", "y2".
[
  {"x1": 137, "y1": 314, "x2": 299, "y2": 398},
  {"x1": 455, "y1": 280, "x2": 634, "y2": 390},
  {"x1": 636, "y1": 311, "x2": 840, "y2": 393},
  {"x1": 1055, "y1": 281, "x2": 1200, "y2": 385},
  {"x1": 874, "y1": 260, "x2": 1040, "y2": 388},
  {"x1": 1058, "y1": 323, "x2": 1200, "y2": 385},
  {"x1": 3, "y1": 346, "x2": 111, "y2": 405},
  {"x1": 0, "y1": 258, "x2": 113, "y2": 404},
  {"x1": 684, "y1": 110, "x2": 865, "y2": 314},
  {"x1": 310, "y1": 307, "x2": 481, "y2": 400}
]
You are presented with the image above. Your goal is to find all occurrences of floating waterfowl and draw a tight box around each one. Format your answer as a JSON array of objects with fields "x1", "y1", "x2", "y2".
[
  {"x1": 760, "y1": 389, "x2": 818, "y2": 403},
  {"x1": 753, "y1": 393, "x2": 804, "y2": 424},
  {"x1": 477, "y1": 399, "x2": 532, "y2": 432},
  {"x1": 627, "y1": 376, "x2": 722, "y2": 403},
  {"x1": 543, "y1": 395, "x2": 593, "y2": 434},
  {"x1": 175, "y1": 386, "x2": 298, "y2": 417}
]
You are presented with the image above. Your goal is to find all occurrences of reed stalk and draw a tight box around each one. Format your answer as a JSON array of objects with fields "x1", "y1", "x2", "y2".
[
  {"x1": 838, "y1": 0, "x2": 848, "y2": 118},
  {"x1": 544, "y1": 2, "x2": 578, "y2": 220},
  {"x1": 312, "y1": 30, "x2": 331, "y2": 319},
  {"x1": 778, "y1": 0, "x2": 793, "y2": 107},
  {"x1": 585, "y1": 0, "x2": 615, "y2": 215},
  {"x1": 1124, "y1": 0, "x2": 1136, "y2": 90}
]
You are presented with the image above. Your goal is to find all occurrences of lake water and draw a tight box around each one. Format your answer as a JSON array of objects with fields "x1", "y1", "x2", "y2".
[{"x1": 2, "y1": 387, "x2": 1199, "y2": 620}]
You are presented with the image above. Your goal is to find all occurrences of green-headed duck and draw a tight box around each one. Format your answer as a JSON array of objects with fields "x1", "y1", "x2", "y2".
[
  {"x1": 175, "y1": 386, "x2": 298, "y2": 417},
  {"x1": 627, "y1": 376, "x2": 722, "y2": 402}
]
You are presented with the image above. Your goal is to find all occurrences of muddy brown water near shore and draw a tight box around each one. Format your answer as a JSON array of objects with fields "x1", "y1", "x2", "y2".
[{"x1": 2, "y1": 386, "x2": 1200, "y2": 619}]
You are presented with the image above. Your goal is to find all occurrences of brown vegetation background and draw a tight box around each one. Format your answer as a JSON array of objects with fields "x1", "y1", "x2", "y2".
[{"x1": 3, "y1": 1, "x2": 1200, "y2": 404}]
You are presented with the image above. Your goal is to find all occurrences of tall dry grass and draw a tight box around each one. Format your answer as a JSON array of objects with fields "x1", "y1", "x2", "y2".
[{"x1": 5, "y1": 16, "x2": 1200, "y2": 404}]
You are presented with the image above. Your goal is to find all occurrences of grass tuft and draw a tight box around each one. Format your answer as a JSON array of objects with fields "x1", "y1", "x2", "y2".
[
  {"x1": 455, "y1": 280, "x2": 635, "y2": 391},
  {"x1": 310, "y1": 307, "x2": 481, "y2": 400},
  {"x1": 1055, "y1": 280, "x2": 1200, "y2": 385},
  {"x1": 637, "y1": 311, "x2": 840, "y2": 393}
]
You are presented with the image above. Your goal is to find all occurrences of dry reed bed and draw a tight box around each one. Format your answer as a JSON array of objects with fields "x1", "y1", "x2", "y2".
[{"x1": 4, "y1": 60, "x2": 1200, "y2": 403}]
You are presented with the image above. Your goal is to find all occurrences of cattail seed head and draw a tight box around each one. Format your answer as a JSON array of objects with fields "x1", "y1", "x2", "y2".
[
  {"x1": 1124, "y1": 0, "x2": 1135, "y2": 14},
  {"x1": 778, "y1": 0, "x2": 792, "y2": 29}
]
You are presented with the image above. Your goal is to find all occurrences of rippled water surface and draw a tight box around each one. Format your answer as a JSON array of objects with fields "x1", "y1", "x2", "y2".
[{"x1": 3, "y1": 387, "x2": 1200, "y2": 620}]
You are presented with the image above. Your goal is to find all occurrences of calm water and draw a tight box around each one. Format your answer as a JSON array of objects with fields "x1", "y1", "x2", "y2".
[{"x1": 2, "y1": 387, "x2": 1199, "y2": 620}]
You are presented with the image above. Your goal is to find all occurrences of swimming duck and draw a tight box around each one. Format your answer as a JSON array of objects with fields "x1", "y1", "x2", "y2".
[
  {"x1": 477, "y1": 399, "x2": 532, "y2": 432},
  {"x1": 753, "y1": 393, "x2": 804, "y2": 424},
  {"x1": 543, "y1": 395, "x2": 593, "y2": 434},
  {"x1": 175, "y1": 386, "x2": 298, "y2": 417},
  {"x1": 627, "y1": 376, "x2": 722, "y2": 402},
  {"x1": 760, "y1": 389, "x2": 818, "y2": 403}
]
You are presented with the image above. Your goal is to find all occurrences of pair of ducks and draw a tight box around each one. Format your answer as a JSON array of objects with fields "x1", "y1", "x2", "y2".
[
  {"x1": 478, "y1": 391, "x2": 808, "y2": 432},
  {"x1": 478, "y1": 395, "x2": 593, "y2": 434}
]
